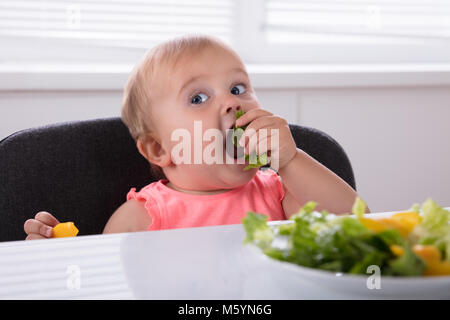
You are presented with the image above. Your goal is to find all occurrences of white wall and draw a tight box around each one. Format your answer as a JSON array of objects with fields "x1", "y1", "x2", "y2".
[
  {"x1": 0, "y1": 91, "x2": 123, "y2": 136},
  {"x1": 290, "y1": 87, "x2": 450, "y2": 213},
  {"x1": 1, "y1": 84, "x2": 449, "y2": 213}
]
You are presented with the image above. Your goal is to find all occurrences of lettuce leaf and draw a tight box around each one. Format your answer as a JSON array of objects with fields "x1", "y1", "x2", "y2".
[
  {"x1": 352, "y1": 196, "x2": 367, "y2": 219},
  {"x1": 420, "y1": 198, "x2": 449, "y2": 237},
  {"x1": 414, "y1": 198, "x2": 450, "y2": 261},
  {"x1": 242, "y1": 211, "x2": 274, "y2": 248}
]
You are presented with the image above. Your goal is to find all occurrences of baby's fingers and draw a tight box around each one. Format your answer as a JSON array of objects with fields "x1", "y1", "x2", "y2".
[
  {"x1": 235, "y1": 108, "x2": 273, "y2": 128},
  {"x1": 24, "y1": 219, "x2": 53, "y2": 238},
  {"x1": 34, "y1": 211, "x2": 60, "y2": 227},
  {"x1": 25, "y1": 233, "x2": 48, "y2": 241}
]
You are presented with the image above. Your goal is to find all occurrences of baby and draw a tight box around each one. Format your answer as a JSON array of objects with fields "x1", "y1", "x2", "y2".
[{"x1": 24, "y1": 35, "x2": 369, "y2": 240}]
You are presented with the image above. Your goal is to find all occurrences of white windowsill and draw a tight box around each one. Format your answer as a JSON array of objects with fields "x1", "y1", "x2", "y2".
[{"x1": 1, "y1": 63, "x2": 450, "y2": 91}]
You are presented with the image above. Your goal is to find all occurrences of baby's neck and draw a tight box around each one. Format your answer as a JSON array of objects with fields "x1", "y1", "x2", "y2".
[{"x1": 165, "y1": 181, "x2": 230, "y2": 195}]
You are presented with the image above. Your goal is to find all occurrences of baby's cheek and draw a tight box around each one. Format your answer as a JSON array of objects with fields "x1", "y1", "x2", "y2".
[{"x1": 244, "y1": 94, "x2": 261, "y2": 110}]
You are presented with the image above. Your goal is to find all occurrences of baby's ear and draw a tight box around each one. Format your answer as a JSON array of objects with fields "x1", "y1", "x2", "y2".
[{"x1": 137, "y1": 134, "x2": 171, "y2": 167}]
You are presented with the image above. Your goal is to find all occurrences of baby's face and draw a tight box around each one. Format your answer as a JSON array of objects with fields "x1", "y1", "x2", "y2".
[{"x1": 149, "y1": 44, "x2": 261, "y2": 190}]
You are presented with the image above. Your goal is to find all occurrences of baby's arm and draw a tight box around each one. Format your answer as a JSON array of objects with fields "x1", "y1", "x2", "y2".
[
  {"x1": 279, "y1": 148, "x2": 371, "y2": 217},
  {"x1": 24, "y1": 199, "x2": 151, "y2": 240},
  {"x1": 103, "y1": 199, "x2": 152, "y2": 234}
]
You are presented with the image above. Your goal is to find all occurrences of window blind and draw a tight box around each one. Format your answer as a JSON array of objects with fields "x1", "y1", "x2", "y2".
[
  {"x1": 0, "y1": 0, "x2": 236, "y2": 49},
  {"x1": 265, "y1": 0, "x2": 450, "y2": 44},
  {"x1": 1, "y1": 0, "x2": 449, "y2": 64}
]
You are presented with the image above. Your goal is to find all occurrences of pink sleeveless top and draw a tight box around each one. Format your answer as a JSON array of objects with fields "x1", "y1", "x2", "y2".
[{"x1": 126, "y1": 169, "x2": 286, "y2": 231}]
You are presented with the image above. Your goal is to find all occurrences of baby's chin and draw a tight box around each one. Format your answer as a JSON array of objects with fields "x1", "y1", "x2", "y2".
[
  {"x1": 171, "y1": 160, "x2": 258, "y2": 190},
  {"x1": 181, "y1": 163, "x2": 255, "y2": 190},
  {"x1": 214, "y1": 163, "x2": 258, "y2": 188}
]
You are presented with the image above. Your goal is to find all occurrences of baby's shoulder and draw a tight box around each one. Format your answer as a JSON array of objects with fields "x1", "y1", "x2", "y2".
[
  {"x1": 126, "y1": 180, "x2": 164, "y2": 201},
  {"x1": 103, "y1": 199, "x2": 151, "y2": 234}
]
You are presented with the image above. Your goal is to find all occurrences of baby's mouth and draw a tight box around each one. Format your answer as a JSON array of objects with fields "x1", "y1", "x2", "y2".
[{"x1": 224, "y1": 125, "x2": 245, "y2": 160}]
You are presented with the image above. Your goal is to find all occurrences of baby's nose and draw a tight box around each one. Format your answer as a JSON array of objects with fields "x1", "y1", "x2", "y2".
[{"x1": 225, "y1": 105, "x2": 241, "y2": 114}]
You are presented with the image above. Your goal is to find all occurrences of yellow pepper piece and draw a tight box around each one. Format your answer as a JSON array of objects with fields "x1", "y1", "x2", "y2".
[
  {"x1": 423, "y1": 260, "x2": 450, "y2": 276},
  {"x1": 388, "y1": 244, "x2": 450, "y2": 276},
  {"x1": 53, "y1": 222, "x2": 79, "y2": 238},
  {"x1": 361, "y1": 212, "x2": 421, "y2": 237},
  {"x1": 390, "y1": 212, "x2": 421, "y2": 234},
  {"x1": 411, "y1": 245, "x2": 450, "y2": 276},
  {"x1": 377, "y1": 218, "x2": 410, "y2": 237},
  {"x1": 412, "y1": 245, "x2": 441, "y2": 262},
  {"x1": 390, "y1": 244, "x2": 442, "y2": 261},
  {"x1": 390, "y1": 244, "x2": 405, "y2": 257},
  {"x1": 360, "y1": 218, "x2": 387, "y2": 233},
  {"x1": 360, "y1": 217, "x2": 409, "y2": 237}
]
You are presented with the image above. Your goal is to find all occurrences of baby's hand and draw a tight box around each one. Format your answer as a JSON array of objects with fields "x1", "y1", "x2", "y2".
[
  {"x1": 24, "y1": 211, "x2": 60, "y2": 240},
  {"x1": 235, "y1": 108, "x2": 297, "y2": 171}
]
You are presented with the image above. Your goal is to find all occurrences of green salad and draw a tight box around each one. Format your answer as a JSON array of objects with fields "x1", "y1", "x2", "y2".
[{"x1": 242, "y1": 198, "x2": 450, "y2": 276}]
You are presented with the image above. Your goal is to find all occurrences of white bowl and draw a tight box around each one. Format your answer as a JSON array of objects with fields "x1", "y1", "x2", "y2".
[{"x1": 242, "y1": 244, "x2": 450, "y2": 300}]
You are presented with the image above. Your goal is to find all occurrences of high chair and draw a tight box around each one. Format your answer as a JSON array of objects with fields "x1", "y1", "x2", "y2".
[{"x1": 0, "y1": 117, "x2": 355, "y2": 241}]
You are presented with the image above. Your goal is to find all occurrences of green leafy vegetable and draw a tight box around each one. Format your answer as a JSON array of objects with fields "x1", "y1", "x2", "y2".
[
  {"x1": 233, "y1": 110, "x2": 268, "y2": 171},
  {"x1": 410, "y1": 203, "x2": 420, "y2": 214},
  {"x1": 412, "y1": 198, "x2": 450, "y2": 261},
  {"x1": 352, "y1": 196, "x2": 366, "y2": 219},
  {"x1": 242, "y1": 198, "x2": 450, "y2": 276},
  {"x1": 242, "y1": 211, "x2": 274, "y2": 248},
  {"x1": 289, "y1": 201, "x2": 320, "y2": 221},
  {"x1": 388, "y1": 243, "x2": 426, "y2": 276}
]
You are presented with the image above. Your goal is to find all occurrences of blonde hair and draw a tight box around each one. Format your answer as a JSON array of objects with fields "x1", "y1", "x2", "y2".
[{"x1": 121, "y1": 34, "x2": 234, "y2": 179}]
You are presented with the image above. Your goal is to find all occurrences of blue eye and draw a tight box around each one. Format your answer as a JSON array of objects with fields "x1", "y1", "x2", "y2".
[
  {"x1": 191, "y1": 93, "x2": 209, "y2": 105},
  {"x1": 231, "y1": 84, "x2": 246, "y2": 95}
]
